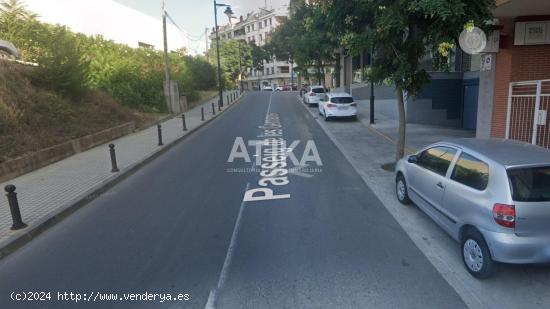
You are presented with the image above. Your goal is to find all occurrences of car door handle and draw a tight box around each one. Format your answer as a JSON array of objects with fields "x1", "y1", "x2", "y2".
[{"x1": 436, "y1": 182, "x2": 445, "y2": 189}]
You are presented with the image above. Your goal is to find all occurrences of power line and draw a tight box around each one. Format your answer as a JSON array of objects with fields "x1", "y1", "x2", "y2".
[{"x1": 164, "y1": 11, "x2": 205, "y2": 42}]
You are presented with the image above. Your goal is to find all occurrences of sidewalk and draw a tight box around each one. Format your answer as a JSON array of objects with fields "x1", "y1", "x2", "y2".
[
  {"x1": 355, "y1": 99, "x2": 475, "y2": 152},
  {"x1": 0, "y1": 90, "x2": 243, "y2": 254},
  {"x1": 301, "y1": 96, "x2": 550, "y2": 309}
]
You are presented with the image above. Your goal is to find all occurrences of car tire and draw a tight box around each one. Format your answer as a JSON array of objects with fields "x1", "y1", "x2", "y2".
[
  {"x1": 323, "y1": 110, "x2": 330, "y2": 121},
  {"x1": 396, "y1": 174, "x2": 411, "y2": 205},
  {"x1": 461, "y1": 230, "x2": 496, "y2": 279}
]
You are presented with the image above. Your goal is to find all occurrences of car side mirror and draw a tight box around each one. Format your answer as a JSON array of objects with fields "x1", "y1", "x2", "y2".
[{"x1": 408, "y1": 155, "x2": 418, "y2": 164}]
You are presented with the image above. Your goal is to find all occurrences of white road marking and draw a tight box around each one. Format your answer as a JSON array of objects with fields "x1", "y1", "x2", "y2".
[
  {"x1": 266, "y1": 92, "x2": 274, "y2": 116},
  {"x1": 204, "y1": 180, "x2": 251, "y2": 309}
]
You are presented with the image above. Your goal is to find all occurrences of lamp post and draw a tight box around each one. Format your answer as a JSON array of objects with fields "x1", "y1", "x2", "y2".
[
  {"x1": 369, "y1": 45, "x2": 375, "y2": 124},
  {"x1": 213, "y1": 1, "x2": 233, "y2": 108}
]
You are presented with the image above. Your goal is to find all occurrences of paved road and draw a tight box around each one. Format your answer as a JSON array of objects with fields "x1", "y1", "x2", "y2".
[{"x1": 0, "y1": 92, "x2": 466, "y2": 308}]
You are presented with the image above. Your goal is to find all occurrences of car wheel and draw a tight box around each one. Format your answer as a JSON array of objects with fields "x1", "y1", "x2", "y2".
[
  {"x1": 396, "y1": 174, "x2": 412, "y2": 205},
  {"x1": 461, "y1": 230, "x2": 495, "y2": 279}
]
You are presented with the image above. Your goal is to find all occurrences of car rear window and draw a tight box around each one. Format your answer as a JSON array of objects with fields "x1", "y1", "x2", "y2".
[
  {"x1": 331, "y1": 97, "x2": 353, "y2": 104},
  {"x1": 451, "y1": 152, "x2": 489, "y2": 190},
  {"x1": 312, "y1": 88, "x2": 325, "y2": 93},
  {"x1": 508, "y1": 166, "x2": 550, "y2": 202}
]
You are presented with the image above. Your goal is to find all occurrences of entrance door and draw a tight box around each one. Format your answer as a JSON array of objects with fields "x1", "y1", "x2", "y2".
[{"x1": 462, "y1": 84, "x2": 479, "y2": 130}]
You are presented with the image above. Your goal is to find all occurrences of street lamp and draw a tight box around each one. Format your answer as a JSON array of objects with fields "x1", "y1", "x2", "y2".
[{"x1": 213, "y1": 1, "x2": 233, "y2": 108}]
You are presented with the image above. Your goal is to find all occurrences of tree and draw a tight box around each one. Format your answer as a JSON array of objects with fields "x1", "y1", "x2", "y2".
[
  {"x1": 322, "y1": 0, "x2": 493, "y2": 160},
  {"x1": 267, "y1": 1, "x2": 336, "y2": 86}
]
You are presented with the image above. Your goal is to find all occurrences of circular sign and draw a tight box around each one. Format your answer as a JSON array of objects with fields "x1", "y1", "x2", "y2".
[{"x1": 459, "y1": 27, "x2": 487, "y2": 55}]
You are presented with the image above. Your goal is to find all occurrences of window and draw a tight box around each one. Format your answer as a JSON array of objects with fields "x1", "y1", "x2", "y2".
[
  {"x1": 417, "y1": 146, "x2": 457, "y2": 176},
  {"x1": 312, "y1": 88, "x2": 325, "y2": 94},
  {"x1": 269, "y1": 18, "x2": 272, "y2": 26},
  {"x1": 252, "y1": 24, "x2": 255, "y2": 31},
  {"x1": 508, "y1": 166, "x2": 550, "y2": 201},
  {"x1": 331, "y1": 97, "x2": 354, "y2": 104},
  {"x1": 264, "y1": 20, "x2": 268, "y2": 27},
  {"x1": 259, "y1": 22, "x2": 263, "y2": 29},
  {"x1": 451, "y1": 152, "x2": 489, "y2": 190},
  {"x1": 247, "y1": 25, "x2": 250, "y2": 33},
  {"x1": 260, "y1": 34, "x2": 263, "y2": 41}
]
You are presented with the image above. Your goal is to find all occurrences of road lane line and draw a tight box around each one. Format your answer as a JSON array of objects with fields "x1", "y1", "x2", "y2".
[
  {"x1": 266, "y1": 92, "x2": 274, "y2": 116},
  {"x1": 205, "y1": 182, "x2": 251, "y2": 309}
]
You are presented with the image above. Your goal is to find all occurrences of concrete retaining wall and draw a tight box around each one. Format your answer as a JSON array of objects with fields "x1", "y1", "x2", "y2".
[{"x1": 0, "y1": 122, "x2": 135, "y2": 182}]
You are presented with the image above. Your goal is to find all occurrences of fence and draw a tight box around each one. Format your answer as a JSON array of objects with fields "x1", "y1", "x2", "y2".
[{"x1": 506, "y1": 79, "x2": 550, "y2": 148}]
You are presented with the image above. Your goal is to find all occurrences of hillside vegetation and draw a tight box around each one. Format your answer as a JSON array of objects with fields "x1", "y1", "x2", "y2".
[
  {"x1": 0, "y1": 0, "x2": 219, "y2": 162},
  {"x1": 0, "y1": 61, "x2": 158, "y2": 162}
]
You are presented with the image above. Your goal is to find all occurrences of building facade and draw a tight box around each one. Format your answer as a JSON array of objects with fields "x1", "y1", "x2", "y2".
[
  {"x1": 476, "y1": 0, "x2": 550, "y2": 149},
  {"x1": 212, "y1": 6, "x2": 296, "y2": 90}
]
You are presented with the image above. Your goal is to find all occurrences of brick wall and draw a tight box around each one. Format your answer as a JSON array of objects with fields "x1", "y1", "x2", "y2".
[{"x1": 490, "y1": 45, "x2": 550, "y2": 138}]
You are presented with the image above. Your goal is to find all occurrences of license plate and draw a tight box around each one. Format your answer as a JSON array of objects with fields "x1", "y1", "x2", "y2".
[{"x1": 338, "y1": 106, "x2": 348, "y2": 110}]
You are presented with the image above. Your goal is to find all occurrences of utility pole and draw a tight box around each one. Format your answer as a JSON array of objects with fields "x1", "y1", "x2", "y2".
[
  {"x1": 204, "y1": 27, "x2": 209, "y2": 55},
  {"x1": 162, "y1": 0, "x2": 172, "y2": 113},
  {"x1": 238, "y1": 40, "x2": 243, "y2": 92}
]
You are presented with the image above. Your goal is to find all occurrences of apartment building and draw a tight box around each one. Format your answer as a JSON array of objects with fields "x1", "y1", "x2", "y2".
[{"x1": 213, "y1": 5, "x2": 296, "y2": 90}]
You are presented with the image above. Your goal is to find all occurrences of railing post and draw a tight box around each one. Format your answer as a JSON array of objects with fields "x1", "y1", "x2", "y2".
[
  {"x1": 181, "y1": 114, "x2": 187, "y2": 131},
  {"x1": 201, "y1": 107, "x2": 205, "y2": 121},
  {"x1": 212, "y1": 102, "x2": 216, "y2": 115},
  {"x1": 4, "y1": 185, "x2": 27, "y2": 230}
]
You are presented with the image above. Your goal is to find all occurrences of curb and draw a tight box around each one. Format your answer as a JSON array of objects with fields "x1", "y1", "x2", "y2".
[{"x1": 0, "y1": 92, "x2": 247, "y2": 260}]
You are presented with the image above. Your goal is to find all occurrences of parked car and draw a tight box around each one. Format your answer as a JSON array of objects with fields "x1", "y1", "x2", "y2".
[
  {"x1": 318, "y1": 93, "x2": 357, "y2": 121},
  {"x1": 303, "y1": 85, "x2": 325, "y2": 106},
  {"x1": 275, "y1": 86, "x2": 283, "y2": 91},
  {"x1": 395, "y1": 138, "x2": 550, "y2": 279},
  {"x1": 0, "y1": 39, "x2": 20, "y2": 60},
  {"x1": 282, "y1": 85, "x2": 291, "y2": 91},
  {"x1": 262, "y1": 86, "x2": 273, "y2": 91}
]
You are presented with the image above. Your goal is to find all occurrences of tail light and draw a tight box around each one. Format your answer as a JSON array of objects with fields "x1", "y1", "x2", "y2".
[
  {"x1": 327, "y1": 103, "x2": 337, "y2": 108},
  {"x1": 350, "y1": 103, "x2": 357, "y2": 107},
  {"x1": 493, "y1": 203, "x2": 515, "y2": 228},
  {"x1": 309, "y1": 93, "x2": 316, "y2": 96}
]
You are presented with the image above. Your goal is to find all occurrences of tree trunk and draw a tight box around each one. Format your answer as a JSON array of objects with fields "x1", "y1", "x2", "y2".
[{"x1": 396, "y1": 84, "x2": 406, "y2": 162}]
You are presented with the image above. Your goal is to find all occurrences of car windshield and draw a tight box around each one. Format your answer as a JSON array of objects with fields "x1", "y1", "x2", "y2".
[
  {"x1": 331, "y1": 97, "x2": 354, "y2": 104},
  {"x1": 508, "y1": 166, "x2": 550, "y2": 202},
  {"x1": 312, "y1": 88, "x2": 325, "y2": 93}
]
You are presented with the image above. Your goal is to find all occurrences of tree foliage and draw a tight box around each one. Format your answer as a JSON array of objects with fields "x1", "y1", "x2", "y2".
[
  {"x1": 320, "y1": 0, "x2": 493, "y2": 159},
  {"x1": 207, "y1": 39, "x2": 269, "y2": 88},
  {"x1": 267, "y1": 0, "x2": 336, "y2": 84}
]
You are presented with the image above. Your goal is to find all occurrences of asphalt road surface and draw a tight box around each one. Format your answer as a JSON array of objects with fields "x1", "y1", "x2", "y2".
[{"x1": 0, "y1": 92, "x2": 466, "y2": 308}]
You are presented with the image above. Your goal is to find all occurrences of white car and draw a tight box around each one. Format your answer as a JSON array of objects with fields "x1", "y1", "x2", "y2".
[
  {"x1": 318, "y1": 93, "x2": 357, "y2": 121},
  {"x1": 275, "y1": 86, "x2": 283, "y2": 91},
  {"x1": 303, "y1": 85, "x2": 325, "y2": 106},
  {"x1": 262, "y1": 86, "x2": 273, "y2": 91}
]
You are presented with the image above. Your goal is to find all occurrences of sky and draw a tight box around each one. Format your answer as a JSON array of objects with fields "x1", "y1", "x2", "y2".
[
  {"x1": 113, "y1": 0, "x2": 289, "y2": 54},
  {"x1": 24, "y1": 0, "x2": 187, "y2": 52}
]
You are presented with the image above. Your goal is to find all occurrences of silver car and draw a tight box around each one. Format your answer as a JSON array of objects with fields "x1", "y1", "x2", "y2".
[{"x1": 395, "y1": 138, "x2": 550, "y2": 278}]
